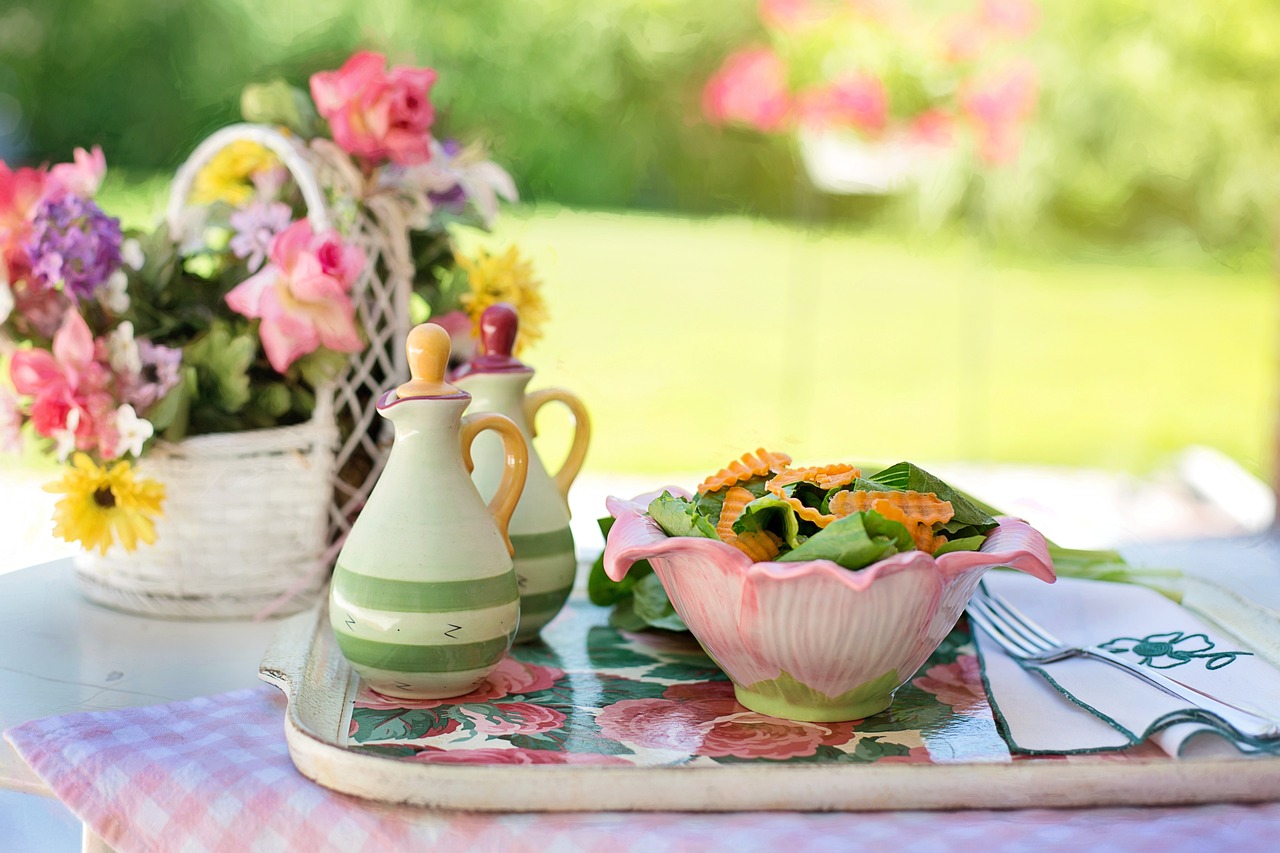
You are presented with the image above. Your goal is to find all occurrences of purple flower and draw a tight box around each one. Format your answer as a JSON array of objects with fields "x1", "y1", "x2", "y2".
[
  {"x1": 228, "y1": 201, "x2": 293, "y2": 272},
  {"x1": 125, "y1": 340, "x2": 183, "y2": 410},
  {"x1": 25, "y1": 195, "x2": 123, "y2": 301}
]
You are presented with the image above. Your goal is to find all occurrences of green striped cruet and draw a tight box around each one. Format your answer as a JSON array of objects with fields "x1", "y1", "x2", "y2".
[
  {"x1": 329, "y1": 323, "x2": 528, "y2": 699},
  {"x1": 454, "y1": 303, "x2": 590, "y2": 642}
]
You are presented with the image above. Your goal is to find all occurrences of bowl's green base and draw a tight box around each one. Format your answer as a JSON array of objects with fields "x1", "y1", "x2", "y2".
[{"x1": 733, "y1": 684, "x2": 894, "y2": 723}]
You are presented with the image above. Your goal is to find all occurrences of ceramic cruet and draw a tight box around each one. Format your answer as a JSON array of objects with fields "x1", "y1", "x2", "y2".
[
  {"x1": 329, "y1": 323, "x2": 529, "y2": 699},
  {"x1": 454, "y1": 303, "x2": 590, "y2": 642}
]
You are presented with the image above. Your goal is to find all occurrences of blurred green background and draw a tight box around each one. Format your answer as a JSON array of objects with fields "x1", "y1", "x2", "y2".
[{"x1": 2, "y1": 0, "x2": 1277, "y2": 479}]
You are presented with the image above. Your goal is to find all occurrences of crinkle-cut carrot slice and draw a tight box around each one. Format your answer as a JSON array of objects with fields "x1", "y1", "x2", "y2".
[
  {"x1": 696, "y1": 448, "x2": 793, "y2": 495},
  {"x1": 827, "y1": 489, "x2": 954, "y2": 526},
  {"x1": 810, "y1": 463, "x2": 862, "y2": 490},
  {"x1": 715, "y1": 486, "x2": 755, "y2": 541},
  {"x1": 764, "y1": 469, "x2": 838, "y2": 527},
  {"x1": 727, "y1": 529, "x2": 783, "y2": 562},
  {"x1": 868, "y1": 499, "x2": 947, "y2": 554}
]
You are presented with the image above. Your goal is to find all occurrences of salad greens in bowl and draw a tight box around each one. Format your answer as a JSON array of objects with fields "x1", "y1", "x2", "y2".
[{"x1": 599, "y1": 450, "x2": 1056, "y2": 722}]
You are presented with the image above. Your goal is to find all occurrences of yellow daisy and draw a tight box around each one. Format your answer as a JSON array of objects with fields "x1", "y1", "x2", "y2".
[
  {"x1": 458, "y1": 245, "x2": 547, "y2": 353},
  {"x1": 45, "y1": 453, "x2": 166, "y2": 556},
  {"x1": 190, "y1": 140, "x2": 279, "y2": 207}
]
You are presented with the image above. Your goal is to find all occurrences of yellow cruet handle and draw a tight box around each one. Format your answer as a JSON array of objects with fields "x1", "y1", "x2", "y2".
[
  {"x1": 524, "y1": 388, "x2": 591, "y2": 507},
  {"x1": 460, "y1": 413, "x2": 529, "y2": 557}
]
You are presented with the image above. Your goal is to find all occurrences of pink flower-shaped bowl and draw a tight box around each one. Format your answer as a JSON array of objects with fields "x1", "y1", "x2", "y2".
[{"x1": 603, "y1": 489, "x2": 1056, "y2": 723}]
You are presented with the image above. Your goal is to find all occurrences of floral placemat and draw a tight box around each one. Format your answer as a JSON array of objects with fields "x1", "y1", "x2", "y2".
[{"x1": 343, "y1": 600, "x2": 1079, "y2": 767}]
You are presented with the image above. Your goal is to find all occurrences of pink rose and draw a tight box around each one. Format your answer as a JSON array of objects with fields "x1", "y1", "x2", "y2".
[
  {"x1": 354, "y1": 659, "x2": 564, "y2": 710},
  {"x1": 912, "y1": 655, "x2": 989, "y2": 715},
  {"x1": 310, "y1": 51, "x2": 438, "y2": 166},
  {"x1": 48, "y1": 146, "x2": 106, "y2": 199},
  {"x1": 225, "y1": 220, "x2": 365, "y2": 373},
  {"x1": 598, "y1": 681, "x2": 854, "y2": 760},
  {"x1": 459, "y1": 702, "x2": 565, "y2": 736},
  {"x1": 411, "y1": 748, "x2": 627, "y2": 766},
  {"x1": 874, "y1": 745, "x2": 934, "y2": 765}
]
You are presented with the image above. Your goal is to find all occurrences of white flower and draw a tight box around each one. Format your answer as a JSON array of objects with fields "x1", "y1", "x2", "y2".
[
  {"x1": 0, "y1": 281, "x2": 12, "y2": 326},
  {"x1": 100, "y1": 269, "x2": 131, "y2": 313},
  {"x1": 52, "y1": 408, "x2": 80, "y2": 462},
  {"x1": 107, "y1": 322, "x2": 143, "y2": 377},
  {"x1": 113, "y1": 404, "x2": 154, "y2": 459},
  {"x1": 121, "y1": 238, "x2": 145, "y2": 270}
]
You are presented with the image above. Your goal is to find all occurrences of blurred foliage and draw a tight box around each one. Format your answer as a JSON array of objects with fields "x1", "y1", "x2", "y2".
[{"x1": 1, "y1": 0, "x2": 1278, "y2": 259}]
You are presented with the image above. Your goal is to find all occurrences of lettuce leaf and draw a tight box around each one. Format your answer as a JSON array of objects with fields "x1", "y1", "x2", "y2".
[
  {"x1": 648, "y1": 492, "x2": 720, "y2": 540},
  {"x1": 731, "y1": 494, "x2": 804, "y2": 548},
  {"x1": 777, "y1": 510, "x2": 914, "y2": 570}
]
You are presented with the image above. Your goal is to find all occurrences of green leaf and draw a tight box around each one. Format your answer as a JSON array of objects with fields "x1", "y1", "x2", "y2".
[
  {"x1": 183, "y1": 321, "x2": 256, "y2": 413},
  {"x1": 239, "y1": 79, "x2": 320, "y2": 137},
  {"x1": 631, "y1": 572, "x2": 688, "y2": 632},
  {"x1": 648, "y1": 492, "x2": 720, "y2": 540},
  {"x1": 868, "y1": 462, "x2": 997, "y2": 533},
  {"x1": 588, "y1": 516, "x2": 653, "y2": 606},
  {"x1": 933, "y1": 535, "x2": 987, "y2": 556},
  {"x1": 731, "y1": 494, "x2": 802, "y2": 548},
  {"x1": 776, "y1": 511, "x2": 907, "y2": 570},
  {"x1": 253, "y1": 383, "x2": 292, "y2": 418},
  {"x1": 606, "y1": 597, "x2": 650, "y2": 632},
  {"x1": 297, "y1": 348, "x2": 350, "y2": 389}
]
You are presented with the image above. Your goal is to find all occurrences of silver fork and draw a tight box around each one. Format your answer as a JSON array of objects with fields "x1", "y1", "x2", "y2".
[{"x1": 967, "y1": 583, "x2": 1280, "y2": 742}]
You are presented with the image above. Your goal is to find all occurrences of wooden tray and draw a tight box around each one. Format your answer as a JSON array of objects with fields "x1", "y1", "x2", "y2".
[{"x1": 259, "y1": 591, "x2": 1280, "y2": 811}]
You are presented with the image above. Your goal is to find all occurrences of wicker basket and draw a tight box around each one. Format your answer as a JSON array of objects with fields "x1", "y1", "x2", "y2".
[
  {"x1": 73, "y1": 124, "x2": 414, "y2": 619},
  {"x1": 74, "y1": 393, "x2": 337, "y2": 618}
]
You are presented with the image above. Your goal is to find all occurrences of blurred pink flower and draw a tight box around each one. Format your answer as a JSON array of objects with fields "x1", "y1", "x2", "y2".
[
  {"x1": 961, "y1": 60, "x2": 1038, "y2": 164},
  {"x1": 796, "y1": 75, "x2": 888, "y2": 135},
  {"x1": 981, "y1": 0, "x2": 1039, "y2": 37},
  {"x1": 8, "y1": 310, "x2": 117, "y2": 458},
  {"x1": 909, "y1": 109, "x2": 956, "y2": 147},
  {"x1": 702, "y1": 49, "x2": 792, "y2": 133},
  {"x1": 758, "y1": 0, "x2": 819, "y2": 31},
  {"x1": 48, "y1": 146, "x2": 106, "y2": 199},
  {"x1": 0, "y1": 161, "x2": 47, "y2": 285},
  {"x1": 0, "y1": 390, "x2": 23, "y2": 453},
  {"x1": 432, "y1": 309, "x2": 476, "y2": 368},
  {"x1": 310, "y1": 51, "x2": 439, "y2": 166},
  {"x1": 225, "y1": 220, "x2": 365, "y2": 373}
]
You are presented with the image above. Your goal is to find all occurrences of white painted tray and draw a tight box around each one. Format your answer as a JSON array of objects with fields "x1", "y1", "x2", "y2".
[{"x1": 259, "y1": 594, "x2": 1280, "y2": 812}]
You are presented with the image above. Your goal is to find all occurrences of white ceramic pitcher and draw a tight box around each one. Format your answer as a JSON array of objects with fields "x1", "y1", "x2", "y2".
[
  {"x1": 329, "y1": 323, "x2": 528, "y2": 698},
  {"x1": 454, "y1": 304, "x2": 590, "y2": 642}
]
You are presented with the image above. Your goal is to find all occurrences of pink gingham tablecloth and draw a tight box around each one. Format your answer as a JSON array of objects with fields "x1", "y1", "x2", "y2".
[{"x1": 5, "y1": 685, "x2": 1279, "y2": 853}]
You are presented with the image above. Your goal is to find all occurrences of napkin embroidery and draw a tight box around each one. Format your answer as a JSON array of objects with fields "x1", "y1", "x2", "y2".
[{"x1": 1099, "y1": 632, "x2": 1253, "y2": 671}]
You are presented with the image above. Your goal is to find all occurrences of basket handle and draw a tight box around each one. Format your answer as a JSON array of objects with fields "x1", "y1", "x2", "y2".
[{"x1": 166, "y1": 123, "x2": 331, "y2": 241}]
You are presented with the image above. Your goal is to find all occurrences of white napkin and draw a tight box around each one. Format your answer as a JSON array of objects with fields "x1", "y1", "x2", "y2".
[{"x1": 974, "y1": 572, "x2": 1280, "y2": 758}]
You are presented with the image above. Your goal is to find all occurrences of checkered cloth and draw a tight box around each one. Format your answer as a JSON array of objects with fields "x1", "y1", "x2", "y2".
[{"x1": 6, "y1": 686, "x2": 1280, "y2": 853}]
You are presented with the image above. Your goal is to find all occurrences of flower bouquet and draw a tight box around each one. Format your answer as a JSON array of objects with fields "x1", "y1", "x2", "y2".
[
  {"x1": 702, "y1": 0, "x2": 1040, "y2": 192},
  {"x1": 0, "y1": 51, "x2": 545, "y2": 617}
]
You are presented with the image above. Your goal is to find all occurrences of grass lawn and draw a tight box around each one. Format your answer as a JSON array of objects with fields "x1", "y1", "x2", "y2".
[{"x1": 95, "y1": 176, "x2": 1278, "y2": 481}]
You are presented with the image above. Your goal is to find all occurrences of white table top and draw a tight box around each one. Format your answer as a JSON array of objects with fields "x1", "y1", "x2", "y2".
[{"x1": 0, "y1": 559, "x2": 288, "y2": 794}]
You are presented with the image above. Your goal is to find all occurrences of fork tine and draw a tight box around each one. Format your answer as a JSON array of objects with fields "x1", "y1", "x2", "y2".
[
  {"x1": 973, "y1": 584, "x2": 1060, "y2": 651},
  {"x1": 966, "y1": 600, "x2": 1039, "y2": 658}
]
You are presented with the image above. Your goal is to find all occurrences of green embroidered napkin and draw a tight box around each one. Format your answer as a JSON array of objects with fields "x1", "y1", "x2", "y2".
[{"x1": 975, "y1": 573, "x2": 1280, "y2": 757}]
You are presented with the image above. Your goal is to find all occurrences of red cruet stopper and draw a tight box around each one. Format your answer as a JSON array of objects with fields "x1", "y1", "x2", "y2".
[{"x1": 453, "y1": 303, "x2": 529, "y2": 377}]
